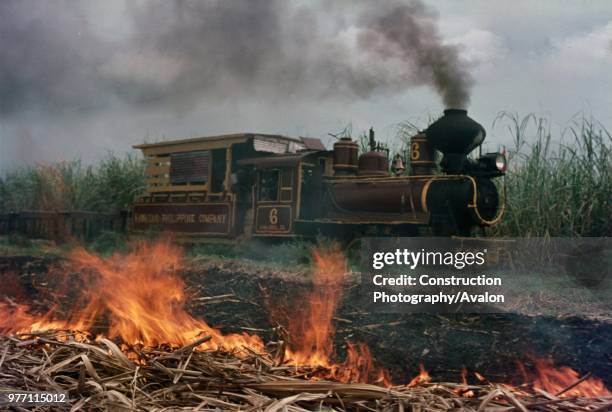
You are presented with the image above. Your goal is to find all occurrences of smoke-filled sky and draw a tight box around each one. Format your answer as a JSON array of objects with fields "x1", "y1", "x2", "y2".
[{"x1": 1, "y1": 0, "x2": 611, "y2": 169}]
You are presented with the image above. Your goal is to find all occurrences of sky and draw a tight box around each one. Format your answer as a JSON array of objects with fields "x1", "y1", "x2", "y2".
[{"x1": 0, "y1": 0, "x2": 611, "y2": 169}]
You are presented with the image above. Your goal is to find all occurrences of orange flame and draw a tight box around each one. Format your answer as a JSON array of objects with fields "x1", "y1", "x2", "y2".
[
  {"x1": 3, "y1": 240, "x2": 611, "y2": 396},
  {"x1": 527, "y1": 358, "x2": 611, "y2": 398},
  {"x1": 0, "y1": 302, "x2": 72, "y2": 334},
  {"x1": 460, "y1": 367, "x2": 468, "y2": 385},
  {"x1": 1, "y1": 241, "x2": 389, "y2": 384},
  {"x1": 407, "y1": 363, "x2": 431, "y2": 387},
  {"x1": 333, "y1": 342, "x2": 391, "y2": 386},
  {"x1": 453, "y1": 367, "x2": 475, "y2": 397},
  {"x1": 284, "y1": 247, "x2": 345, "y2": 366},
  {"x1": 283, "y1": 245, "x2": 390, "y2": 385},
  {"x1": 1, "y1": 241, "x2": 263, "y2": 353}
]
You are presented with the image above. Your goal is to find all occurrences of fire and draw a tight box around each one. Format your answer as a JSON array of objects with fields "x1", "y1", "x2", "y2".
[
  {"x1": 524, "y1": 358, "x2": 611, "y2": 398},
  {"x1": 1, "y1": 241, "x2": 392, "y2": 384},
  {"x1": 0, "y1": 302, "x2": 90, "y2": 338},
  {"x1": 283, "y1": 245, "x2": 391, "y2": 385},
  {"x1": 1, "y1": 241, "x2": 390, "y2": 384},
  {"x1": 333, "y1": 342, "x2": 391, "y2": 385},
  {"x1": 460, "y1": 367, "x2": 468, "y2": 385},
  {"x1": 451, "y1": 367, "x2": 475, "y2": 397},
  {"x1": 407, "y1": 363, "x2": 431, "y2": 387},
  {"x1": 284, "y1": 247, "x2": 345, "y2": 366},
  {"x1": 0, "y1": 241, "x2": 263, "y2": 353},
  {"x1": 3, "y1": 239, "x2": 611, "y2": 395},
  {"x1": 0, "y1": 241, "x2": 390, "y2": 385}
]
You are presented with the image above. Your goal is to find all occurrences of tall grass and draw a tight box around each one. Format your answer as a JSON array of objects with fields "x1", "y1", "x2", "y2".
[
  {"x1": 0, "y1": 154, "x2": 146, "y2": 214},
  {"x1": 491, "y1": 113, "x2": 611, "y2": 237}
]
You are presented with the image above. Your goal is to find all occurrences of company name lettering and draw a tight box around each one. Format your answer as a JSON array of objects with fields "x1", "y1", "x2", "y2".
[{"x1": 134, "y1": 213, "x2": 227, "y2": 225}]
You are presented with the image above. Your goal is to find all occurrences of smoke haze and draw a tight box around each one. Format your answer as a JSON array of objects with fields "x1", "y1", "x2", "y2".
[
  {"x1": 0, "y1": 0, "x2": 471, "y2": 164},
  {"x1": 2, "y1": 0, "x2": 609, "y2": 168},
  {"x1": 100, "y1": 0, "x2": 472, "y2": 108}
]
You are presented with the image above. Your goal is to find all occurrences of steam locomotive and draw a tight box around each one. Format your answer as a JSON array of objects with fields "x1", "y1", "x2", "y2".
[{"x1": 131, "y1": 109, "x2": 506, "y2": 239}]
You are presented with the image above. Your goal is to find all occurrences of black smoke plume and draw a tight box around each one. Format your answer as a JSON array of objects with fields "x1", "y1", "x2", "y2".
[
  {"x1": 359, "y1": 1, "x2": 473, "y2": 108},
  {"x1": 0, "y1": 0, "x2": 473, "y2": 117}
]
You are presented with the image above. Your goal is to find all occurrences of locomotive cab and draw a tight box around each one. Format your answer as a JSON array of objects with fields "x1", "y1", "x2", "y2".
[
  {"x1": 131, "y1": 133, "x2": 330, "y2": 240},
  {"x1": 237, "y1": 151, "x2": 332, "y2": 237}
]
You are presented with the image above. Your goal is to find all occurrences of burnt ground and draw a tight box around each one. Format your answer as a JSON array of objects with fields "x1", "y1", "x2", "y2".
[
  {"x1": 187, "y1": 263, "x2": 612, "y2": 387},
  {"x1": 1, "y1": 255, "x2": 611, "y2": 387}
]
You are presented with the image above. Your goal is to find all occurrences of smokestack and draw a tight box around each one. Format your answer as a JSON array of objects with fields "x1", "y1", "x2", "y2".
[{"x1": 425, "y1": 109, "x2": 486, "y2": 172}]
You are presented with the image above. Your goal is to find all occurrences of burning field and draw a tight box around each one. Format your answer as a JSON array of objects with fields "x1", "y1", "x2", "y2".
[{"x1": 0, "y1": 240, "x2": 610, "y2": 411}]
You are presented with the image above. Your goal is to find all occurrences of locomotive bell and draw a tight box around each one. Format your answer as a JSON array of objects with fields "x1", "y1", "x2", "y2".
[{"x1": 425, "y1": 109, "x2": 486, "y2": 173}]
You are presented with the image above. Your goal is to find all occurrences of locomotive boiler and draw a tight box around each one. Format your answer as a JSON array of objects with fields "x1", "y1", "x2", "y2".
[{"x1": 131, "y1": 109, "x2": 506, "y2": 239}]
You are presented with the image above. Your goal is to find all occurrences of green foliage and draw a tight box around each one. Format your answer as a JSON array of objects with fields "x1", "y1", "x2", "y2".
[
  {"x1": 491, "y1": 112, "x2": 611, "y2": 237},
  {"x1": 7, "y1": 233, "x2": 32, "y2": 248},
  {"x1": 272, "y1": 239, "x2": 316, "y2": 264},
  {"x1": 89, "y1": 230, "x2": 128, "y2": 255},
  {"x1": 94, "y1": 154, "x2": 147, "y2": 214},
  {"x1": 243, "y1": 238, "x2": 314, "y2": 265},
  {"x1": 0, "y1": 153, "x2": 146, "y2": 214},
  {"x1": 189, "y1": 237, "x2": 338, "y2": 267},
  {"x1": 190, "y1": 243, "x2": 238, "y2": 258}
]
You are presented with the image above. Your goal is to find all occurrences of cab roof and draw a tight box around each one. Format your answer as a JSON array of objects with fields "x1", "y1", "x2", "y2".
[{"x1": 133, "y1": 133, "x2": 325, "y2": 156}]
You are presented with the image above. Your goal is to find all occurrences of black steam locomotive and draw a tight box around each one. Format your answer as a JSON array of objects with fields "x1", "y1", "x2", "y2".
[{"x1": 131, "y1": 109, "x2": 506, "y2": 239}]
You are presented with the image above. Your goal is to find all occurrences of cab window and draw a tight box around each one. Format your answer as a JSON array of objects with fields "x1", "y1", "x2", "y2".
[{"x1": 258, "y1": 169, "x2": 279, "y2": 201}]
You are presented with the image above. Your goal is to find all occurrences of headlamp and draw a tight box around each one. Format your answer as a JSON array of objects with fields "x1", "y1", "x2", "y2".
[
  {"x1": 475, "y1": 152, "x2": 507, "y2": 175},
  {"x1": 494, "y1": 153, "x2": 507, "y2": 172}
]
